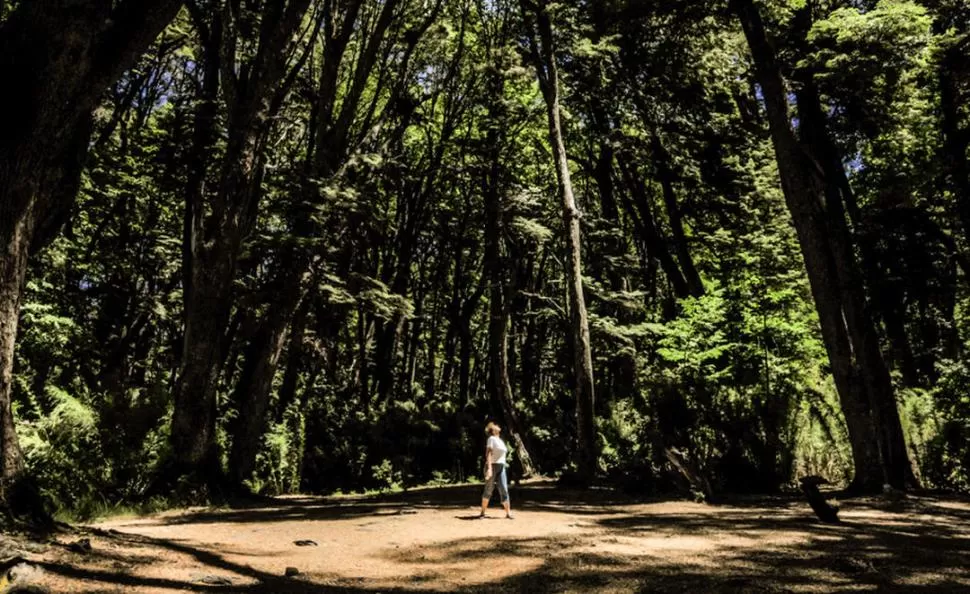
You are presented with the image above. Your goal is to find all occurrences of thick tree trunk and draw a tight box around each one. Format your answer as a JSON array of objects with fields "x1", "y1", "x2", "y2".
[
  {"x1": 171, "y1": 22, "x2": 227, "y2": 472},
  {"x1": 0, "y1": 0, "x2": 182, "y2": 495},
  {"x1": 0, "y1": 224, "x2": 30, "y2": 492},
  {"x1": 229, "y1": 261, "x2": 313, "y2": 486},
  {"x1": 734, "y1": 0, "x2": 912, "y2": 491},
  {"x1": 794, "y1": 60, "x2": 916, "y2": 490},
  {"x1": 525, "y1": 0, "x2": 597, "y2": 479},
  {"x1": 483, "y1": 89, "x2": 537, "y2": 478},
  {"x1": 171, "y1": 0, "x2": 312, "y2": 481},
  {"x1": 795, "y1": 79, "x2": 923, "y2": 390}
]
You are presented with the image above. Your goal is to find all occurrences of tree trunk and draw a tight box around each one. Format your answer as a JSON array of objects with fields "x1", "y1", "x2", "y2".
[
  {"x1": 940, "y1": 43, "x2": 970, "y2": 246},
  {"x1": 518, "y1": 251, "x2": 548, "y2": 410},
  {"x1": 0, "y1": 223, "x2": 30, "y2": 493},
  {"x1": 524, "y1": 0, "x2": 597, "y2": 480},
  {"x1": 228, "y1": 259, "x2": 314, "y2": 486},
  {"x1": 734, "y1": 0, "x2": 912, "y2": 491},
  {"x1": 616, "y1": 152, "x2": 692, "y2": 298},
  {"x1": 794, "y1": 78, "x2": 925, "y2": 390},
  {"x1": 171, "y1": 15, "x2": 224, "y2": 475},
  {"x1": 483, "y1": 80, "x2": 537, "y2": 477},
  {"x1": 793, "y1": 55, "x2": 916, "y2": 490},
  {"x1": 275, "y1": 299, "x2": 311, "y2": 422},
  {"x1": 171, "y1": 0, "x2": 312, "y2": 481},
  {"x1": 458, "y1": 324, "x2": 474, "y2": 412},
  {"x1": 651, "y1": 132, "x2": 704, "y2": 297},
  {"x1": 0, "y1": 0, "x2": 182, "y2": 495}
]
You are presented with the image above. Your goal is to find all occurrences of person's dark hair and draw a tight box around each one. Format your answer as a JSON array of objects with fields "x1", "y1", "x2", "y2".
[{"x1": 485, "y1": 421, "x2": 501, "y2": 436}]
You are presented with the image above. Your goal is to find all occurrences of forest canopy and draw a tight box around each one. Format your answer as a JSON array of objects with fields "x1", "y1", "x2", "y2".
[{"x1": 0, "y1": 0, "x2": 968, "y2": 518}]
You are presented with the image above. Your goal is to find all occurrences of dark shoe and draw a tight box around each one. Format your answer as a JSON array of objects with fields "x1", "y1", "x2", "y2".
[{"x1": 478, "y1": 512, "x2": 486, "y2": 519}]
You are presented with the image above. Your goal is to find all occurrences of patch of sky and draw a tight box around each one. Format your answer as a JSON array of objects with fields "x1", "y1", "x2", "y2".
[
  {"x1": 844, "y1": 153, "x2": 864, "y2": 176},
  {"x1": 416, "y1": 65, "x2": 436, "y2": 92}
]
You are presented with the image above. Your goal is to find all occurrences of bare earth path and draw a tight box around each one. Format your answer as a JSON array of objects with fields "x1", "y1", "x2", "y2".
[{"x1": 19, "y1": 480, "x2": 970, "y2": 593}]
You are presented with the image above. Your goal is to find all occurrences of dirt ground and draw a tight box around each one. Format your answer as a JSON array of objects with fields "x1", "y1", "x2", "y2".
[{"x1": 6, "y1": 480, "x2": 970, "y2": 593}]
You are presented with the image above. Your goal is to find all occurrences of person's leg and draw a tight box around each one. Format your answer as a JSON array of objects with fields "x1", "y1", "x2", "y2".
[
  {"x1": 497, "y1": 464, "x2": 512, "y2": 518},
  {"x1": 481, "y1": 465, "x2": 497, "y2": 516}
]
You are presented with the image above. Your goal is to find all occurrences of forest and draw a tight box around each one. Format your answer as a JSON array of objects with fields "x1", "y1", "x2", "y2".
[{"x1": 0, "y1": 0, "x2": 969, "y2": 525}]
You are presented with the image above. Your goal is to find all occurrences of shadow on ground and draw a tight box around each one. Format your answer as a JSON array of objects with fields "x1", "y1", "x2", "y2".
[
  {"x1": 107, "y1": 480, "x2": 641, "y2": 527},
  {"x1": 35, "y1": 483, "x2": 970, "y2": 593},
  {"x1": 446, "y1": 498, "x2": 970, "y2": 593}
]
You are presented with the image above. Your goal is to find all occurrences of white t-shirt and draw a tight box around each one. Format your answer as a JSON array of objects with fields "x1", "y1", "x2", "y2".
[{"x1": 487, "y1": 435, "x2": 508, "y2": 465}]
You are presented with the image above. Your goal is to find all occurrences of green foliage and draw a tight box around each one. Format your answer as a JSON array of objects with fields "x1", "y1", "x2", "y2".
[
  {"x1": 18, "y1": 386, "x2": 106, "y2": 518},
  {"x1": 804, "y1": 1, "x2": 935, "y2": 149},
  {"x1": 248, "y1": 414, "x2": 303, "y2": 496},
  {"x1": 10, "y1": 0, "x2": 970, "y2": 518},
  {"x1": 922, "y1": 361, "x2": 970, "y2": 490},
  {"x1": 370, "y1": 459, "x2": 403, "y2": 492}
]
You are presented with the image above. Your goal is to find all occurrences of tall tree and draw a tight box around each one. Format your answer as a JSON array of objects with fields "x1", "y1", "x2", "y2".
[
  {"x1": 0, "y1": 0, "x2": 182, "y2": 499},
  {"x1": 227, "y1": 0, "x2": 434, "y2": 486},
  {"x1": 171, "y1": 0, "x2": 312, "y2": 482},
  {"x1": 732, "y1": 0, "x2": 912, "y2": 491},
  {"x1": 521, "y1": 0, "x2": 597, "y2": 480},
  {"x1": 481, "y1": 53, "x2": 538, "y2": 477}
]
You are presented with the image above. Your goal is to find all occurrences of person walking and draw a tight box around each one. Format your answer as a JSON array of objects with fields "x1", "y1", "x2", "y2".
[{"x1": 480, "y1": 421, "x2": 513, "y2": 519}]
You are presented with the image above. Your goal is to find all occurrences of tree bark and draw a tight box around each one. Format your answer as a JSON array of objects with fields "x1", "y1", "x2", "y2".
[
  {"x1": 0, "y1": 0, "x2": 182, "y2": 494},
  {"x1": 733, "y1": 0, "x2": 912, "y2": 491},
  {"x1": 229, "y1": 260, "x2": 314, "y2": 486},
  {"x1": 650, "y1": 133, "x2": 704, "y2": 297},
  {"x1": 523, "y1": 0, "x2": 597, "y2": 480},
  {"x1": 483, "y1": 72, "x2": 537, "y2": 477},
  {"x1": 0, "y1": 219, "x2": 30, "y2": 492},
  {"x1": 171, "y1": 0, "x2": 312, "y2": 480}
]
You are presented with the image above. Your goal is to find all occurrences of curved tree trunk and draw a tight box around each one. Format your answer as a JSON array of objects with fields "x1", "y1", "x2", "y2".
[{"x1": 0, "y1": 0, "x2": 182, "y2": 499}]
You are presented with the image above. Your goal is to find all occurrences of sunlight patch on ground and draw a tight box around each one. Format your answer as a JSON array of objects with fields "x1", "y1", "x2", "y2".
[{"x1": 22, "y1": 486, "x2": 970, "y2": 593}]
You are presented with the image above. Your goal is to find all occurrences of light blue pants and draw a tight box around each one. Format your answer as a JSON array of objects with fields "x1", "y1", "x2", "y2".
[{"x1": 482, "y1": 463, "x2": 509, "y2": 503}]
